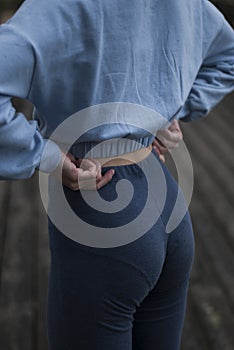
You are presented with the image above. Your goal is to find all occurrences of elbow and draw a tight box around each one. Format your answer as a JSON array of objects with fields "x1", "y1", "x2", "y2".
[
  {"x1": 0, "y1": 163, "x2": 37, "y2": 180},
  {"x1": 14, "y1": 168, "x2": 36, "y2": 180}
]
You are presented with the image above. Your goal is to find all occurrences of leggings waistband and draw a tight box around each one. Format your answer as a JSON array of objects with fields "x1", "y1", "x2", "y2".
[{"x1": 69, "y1": 135, "x2": 155, "y2": 159}]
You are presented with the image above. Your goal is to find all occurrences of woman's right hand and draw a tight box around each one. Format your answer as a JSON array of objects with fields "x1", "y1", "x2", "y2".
[{"x1": 51, "y1": 151, "x2": 115, "y2": 191}]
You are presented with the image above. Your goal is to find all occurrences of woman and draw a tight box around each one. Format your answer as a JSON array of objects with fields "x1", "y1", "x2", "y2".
[{"x1": 0, "y1": 0, "x2": 233, "y2": 349}]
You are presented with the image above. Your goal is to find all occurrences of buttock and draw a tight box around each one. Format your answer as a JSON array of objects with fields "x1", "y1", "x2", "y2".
[{"x1": 48, "y1": 146, "x2": 194, "y2": 293}]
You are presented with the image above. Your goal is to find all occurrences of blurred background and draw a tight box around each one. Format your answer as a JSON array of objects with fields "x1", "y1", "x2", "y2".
[{"x1": 0, "y1": 1, "x2": 234, "y2": 349}]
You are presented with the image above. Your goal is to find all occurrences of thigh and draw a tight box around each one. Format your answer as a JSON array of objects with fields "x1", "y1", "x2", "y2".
[
  {"x1": 47, "y1": 219, "x2": 167, "y2": 350},
  {"x1": 47, "y1": 236, "x2": 141, "y2": 350},
  {"x1": 132, "y1": 278, "x2": 190, "y2": 350}
]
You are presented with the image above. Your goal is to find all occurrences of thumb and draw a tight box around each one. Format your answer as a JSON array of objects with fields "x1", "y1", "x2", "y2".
[{"x1": 171, "y1": 119, "x2": 181, "y2": 132}]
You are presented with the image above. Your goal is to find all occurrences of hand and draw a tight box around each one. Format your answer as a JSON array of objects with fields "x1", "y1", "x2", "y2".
[
  {"x1": 153, "y1": 120, "x2": 183, "y2": 163},
  {"x1": 51, "y1": 151, "x2": 115, "y2": 191}
]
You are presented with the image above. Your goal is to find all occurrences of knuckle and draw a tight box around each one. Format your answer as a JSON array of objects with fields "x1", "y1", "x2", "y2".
[
  {"x1": 70, "y1": 182, "x2": 79, "y2": 190},
  {"x1": 167, "y1": 144, "x2": 174, "y2": 150}
]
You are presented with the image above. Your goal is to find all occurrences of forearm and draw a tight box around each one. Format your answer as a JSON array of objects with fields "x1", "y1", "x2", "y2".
[
  {"x1": 0, "y1": 25, "x2": 62, "y2": 179},
  {"x1": 177, "y1": 2, "x2": 234, "y2": 122}
]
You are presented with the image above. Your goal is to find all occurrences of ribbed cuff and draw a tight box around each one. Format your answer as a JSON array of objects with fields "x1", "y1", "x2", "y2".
[{"x1": 37, "y1": 139, "x2": 62, "y2": 173}]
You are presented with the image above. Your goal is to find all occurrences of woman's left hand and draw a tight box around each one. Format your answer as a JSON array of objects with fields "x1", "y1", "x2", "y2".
[{"x1": 152, "y1": 120, "x2": 183, "y2": 163}]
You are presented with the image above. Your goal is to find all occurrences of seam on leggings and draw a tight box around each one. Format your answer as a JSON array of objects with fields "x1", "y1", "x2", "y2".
[
  {"x1": 73, "y1": 244, "x2": 153, "y2": 290},
  {"x1": 155, "y1": 274, "x2": 190, "y2": 295},
  {"x1": 165, "y1": 211, "x2": 192, "y2": 258}
]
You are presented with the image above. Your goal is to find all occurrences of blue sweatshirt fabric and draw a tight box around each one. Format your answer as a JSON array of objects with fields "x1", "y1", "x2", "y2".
[{"x1": 0, "y1": 0, "x2": 233, "y2": 179}]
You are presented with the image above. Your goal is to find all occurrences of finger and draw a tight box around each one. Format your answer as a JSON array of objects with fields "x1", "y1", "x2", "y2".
[
  {"x1": 159, "y1": 139, "x2": 180, "y2": 150},
  {"x1": 158, "y1": 124, "x2": 183, "y2": 139},
  {"x1": 78, "y1": 168, "x2": 115, "y2": 190},
  {"x1": 152, "y1": 139, "x2": 162, "y2": 155},
  {"x1": 77, "y1": 158, "x2": 102, "y2": 180},
  {"x1": 158, "y1": 146, "x2": 169, "y2": 154},
  {"x1": 77, "y1": 175, "x2": 97, "y2": 192},
  {"x1": 62, "y1": 179, "x2": 79, "y2": 191},
  {"x1": 66, "y1": 152, "x2": 77, "y2": 163},
  {"x1": 61, "y1": 158, "x2": 80, "y2": 182},
  {"x1": 171, "y1": 119, "x2": 181, "y2": 132},
  {"x1": 160, "y1": 128, "x2": 182, "y2": 142},
  {"x1": 155, "y1": 137, "x2": 179, "y2": 151},
  {"x1": 96, "y1": 169, "x2": 115, "y2": 190},
  {"x1": 153, "y1": 145, "x2": 161, "y2": 156},
  {"x1": 87, "y1": 158, "x2": 102, "y2": 181},
  {"x1": 167, "y1": 122, "x2": 177, "y2": 132},
  {"x1": 168, "y1": 122, "x2": 183, "y2": 141},
  {"x1": 78, "y1": 180, "x2": 97, "y2": 190},
  {"x1": 77, "y1": 169, "x2": 103, "y2": 191},
  {"x1": 74, "y1": 158, "x2": 83, "y2": 167},
  {"x1": 168, "y1": 119, "x2": 180, "y2": 132},
  {"x1": 159, "y1": 154, "x2": 166, "y2": 163},
  {"x1": 154, "y1": 138, "x2": 166, "y2": 149},
  {"x1": 77, "y1": 160, "x2": 98, "y2": 180},
  {"x1": 154, "y1": 138, "x2": 168, "y2": 153},
  {"x1": 96, "y1": 166, "x2": 102, "y2": 181},
  {"x1": 157, "y1": 131, "x2": 182, "y2": 148}
]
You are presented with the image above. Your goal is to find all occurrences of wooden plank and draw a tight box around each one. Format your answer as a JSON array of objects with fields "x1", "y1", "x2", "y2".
[
  {"x1": 0, "y1": 181, "x2": 11, "y2": 292},
  {"x1": 182, "y1": 293, "x2": 211, "y2": 349},
  {"x1": 0, "y1": 176, "x2": 50, "y2": 350},
  {"x1": 188, "y1": 198, "x2": 234, "y2": 350},
  {"x1": 181, "y1": 189, "x2": 234, "y2": 349},
  {"x1": 0, "y1": 177, "x2": 38, "y2": 350},
  {"x1": 181, "y1": 117, "x2": 234, "y2": 247}
]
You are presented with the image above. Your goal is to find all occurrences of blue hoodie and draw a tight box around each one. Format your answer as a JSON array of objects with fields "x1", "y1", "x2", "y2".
[{"x1": 0, "y1": 0, "x2": 233, "y2": 179}]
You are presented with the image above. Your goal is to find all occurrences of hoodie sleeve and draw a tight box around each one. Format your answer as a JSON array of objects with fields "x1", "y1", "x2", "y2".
[
  {"x1": 0, "y1": 24, "x2": 62, "y2": 180},
  {"x1": 176, "y1": 1, "x2": 234, "y2": 122}
]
